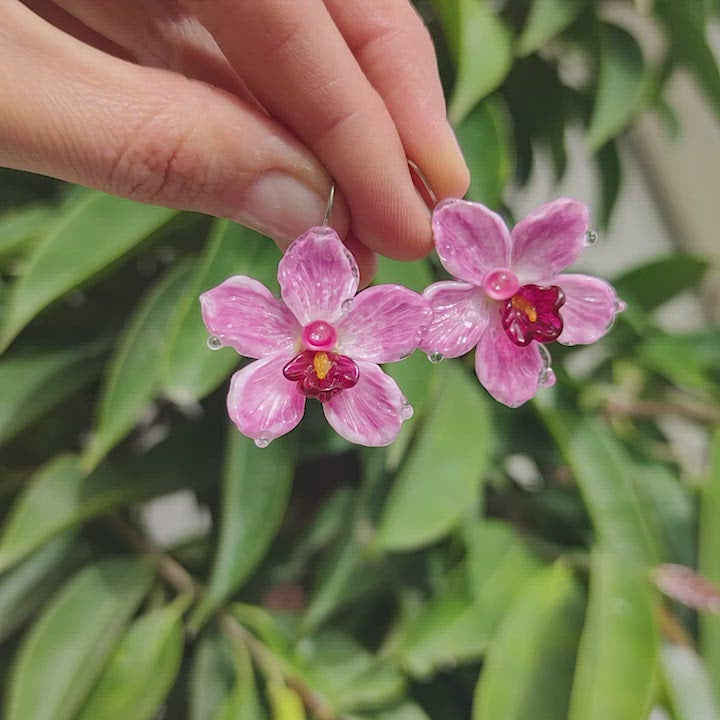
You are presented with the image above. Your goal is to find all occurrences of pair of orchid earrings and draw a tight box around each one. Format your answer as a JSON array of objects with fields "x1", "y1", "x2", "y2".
[{"x1": 199, "y1": 192, "x2": 625, "y2": 448}]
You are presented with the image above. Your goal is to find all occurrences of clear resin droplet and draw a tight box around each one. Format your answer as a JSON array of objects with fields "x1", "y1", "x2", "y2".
[
  {"x1": 464, "y1": 309, "x2": 478, "y2": 325},
  {"x1": 400, "y1": 396, "x2": 414, "y2": 421},
  {"x1": 207, "y1": 335, "x2": 223, "y2": 350},
  {"x1": 254, "y1": 437, "x2": 271, "y2": 449},
  {"x1": 341, "y1": 298, "x2": 354, "y2": 312},
  {"x1": 584, "y1": 229, "x2": 599, "y2": 246},
  {"x1": 427, "y1": 352, "x2": 444, "y2": 364},
  {"x1": 537, "y1": 344, "x2": 553, "y2": 386}
]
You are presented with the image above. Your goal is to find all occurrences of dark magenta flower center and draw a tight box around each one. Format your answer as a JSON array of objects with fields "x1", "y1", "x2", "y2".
[
  {"x1": 283, "y1": 350, "x2": 359, "y2": 402},
  {"x1": 501, "y1": 284, "x2": 565, "y2": 347}
]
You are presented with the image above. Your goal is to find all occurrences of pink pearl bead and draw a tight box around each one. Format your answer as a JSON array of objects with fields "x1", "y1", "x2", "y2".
[
  {"x1": 301, "y1": 320, "x2": 337, "y2": 351},
  {"x1": 481, "y1": 267, "x2": 520, "y2": 301}
]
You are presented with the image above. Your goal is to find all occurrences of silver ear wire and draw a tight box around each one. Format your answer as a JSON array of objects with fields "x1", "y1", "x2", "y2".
[
  {"x1": 322, "y1": 184, "x2": 335, "y2": 227},
  {"x1": 408, "y1": 159, "x2": 438, "y2": 207}
]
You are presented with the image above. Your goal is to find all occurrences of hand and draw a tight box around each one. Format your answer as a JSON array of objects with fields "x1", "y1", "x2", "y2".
[{"x1": 1, "y1": 0, "x2": 470, "y2": 281}]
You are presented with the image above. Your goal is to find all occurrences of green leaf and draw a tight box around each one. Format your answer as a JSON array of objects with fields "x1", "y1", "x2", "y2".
[
  {"x1": 384, "y1": 352, "x2": 437, "y2": 470},
  {"x1": 375, "y1": 703, "x2": 431, "y2": 720},
  {"x1": 229, "y1": 603, "x2": 294, "y2": 659},
  {"x1": 215, "y1": 637, "x2": 264, "y2": 720},
  {"x1": 662, "y1": 643, "x2": 720, "y2": 720},
  {"x1": 191, "y1": 429, "x2": 296, "y2": 629},
  {"x1": 588, "y1": 23, "x2": 648, "y2": 150},
  {"x1": 516, "y1": 0, "x2": 587, "y2": 56},
  {"x1": 0, "y1": 341, "x2": 106, "y2": 444},
  {"x1": 76, "y1": 596, "x2": 188, "y2": 720},
  {"x1": 631, "y1": 462, "x2": 695, "y2": 566},
  {"x1": 0, "y1": 206, "x2": 50, "y2": 260},
  {"x1": 613, "y1": 254, "x2": 709, "y2": 313},
  {"x1": 268, "y1": 684, "x2": 306, "y2": 720},
  {"x1": 568, "y1": 550, "x2": 658, "y2": 720},
  {"x1": 700, "y1": 430, "x2": 720, "y2": 704},
  {"x1": 596, "y1": 140, "x2": 621, "y2": 229},
  {"x1": 503, "y1": 57, "x2": 567, "y2": 183},
  {"x1": 372, "y1": 255, "x2": 433, "y2": 295},
  {"x1": 639, "y1": 331, "x2": 720, "y2": 399},
  {"x1": 83, "y1": 261, "x2": 193, "y2": 469},
  {"x1": 473, "y1": 562, "x2": 585, "y2": 720},
  {"x1": 0, "y1": 532, "x2": 82, "y2": 642},
  {"x1": 4, "y1": 557, "x2": 154, "y2": 720},
  {"x1": 301, "y1": 524, "x2": 390, "y2": 636},
  {"x1": 378, "y1": 365, "x2": 492, "y2": 551},
  {"x1": 299, "y1": 630, "x2": 405, "y2": 713},
  {"x1": 301, "y1": 473, "x2": 394, "y2": 635},
  {"x1": 0, "y1": 192, "x2": 176, "y2": 350},
  {"x1": 189, "y1": 631, "x2": 235, "y2": 720},
  {"x1": 163, "y1": 220, "x2": 281, "y2": 405},
  {"x1": 455, "y1": 96, "x2": 513, "y2": 208},
  {"x1": 655, "y1": 0, "x2": 720, "y2": 118},
  {"x1": 567, "y1": 420, "x2": 658, "y2": 565},
  {"x1": 392, "y1": 568, "x2": 488, "y2": 679},
  {"x1": 464, "y1": 520, "x2": 542, "y2": 599},
  {"x1": 433, "y1": 0, "x2": 513, "y2": 125},
  {"x1": 393, "y1": 522, "x2": 541, "y2": 678},
  {"x1": 0, "y1": 452, "x2": 199, "y2": 572},
  {"x1": 301, "y1": 530, "x2": 365, "y2": 635}
]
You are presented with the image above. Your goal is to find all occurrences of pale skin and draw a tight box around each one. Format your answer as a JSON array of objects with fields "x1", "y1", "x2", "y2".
[{"x1": 0, "y1": 0, "x2": 470, "y2": 283}]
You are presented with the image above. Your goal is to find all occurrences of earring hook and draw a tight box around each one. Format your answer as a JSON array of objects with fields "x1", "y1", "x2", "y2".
[
  {"x1": 322, "y1": 184, "x2": 335, "y2": 227},
  {"x1": 408, "y1": 159, "x2": 438, "y2": 207}
]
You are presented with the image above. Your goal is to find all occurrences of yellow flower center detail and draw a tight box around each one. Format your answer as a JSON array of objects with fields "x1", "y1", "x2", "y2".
[
  {"x1": 313, "y1": 351, "x2": 332, "y2": 380},
  {"x1": 511, "y1": 294, "x2": 537, "y2": 323}
]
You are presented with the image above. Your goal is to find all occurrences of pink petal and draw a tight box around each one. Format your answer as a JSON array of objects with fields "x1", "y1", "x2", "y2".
[
  {"x1": 278, "y1": 226, "x2": 359, "y2": 325},
  {"x1": 556, "y1": 273, "x2": 623, "y2": 345},
  {"x1": 200, "y1": 276, "x2": 300, "y2": 358},
  {"x1": 510, "y1": 199, "x2": 589, "y2": 282},
  {"x1": 474, "y1": 319, "x2": 544, "y2": 407},
  {"x1": 323, "y1": 361, "x2": 406, "y2": 446},
  {"x1": 419, "y1": 281, "x2": 489, "y2": 358},
  {"x1": 432, "y1": 198, "x2": 512, "y2": 285},
  {"x1": 227, "y1": 353, "x2": 305, "y2": 443},
  {"x1": 336, "y1": 285, "x2": 432, "y2": 363}
]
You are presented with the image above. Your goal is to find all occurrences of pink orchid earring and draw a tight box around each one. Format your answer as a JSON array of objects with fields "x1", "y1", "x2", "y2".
[
  {"x1": 418, "y1": 194, "x2": 626, "y2": 408},
  {"x1": 199, "y1": 186, "x2": 432, "y2": 447}
]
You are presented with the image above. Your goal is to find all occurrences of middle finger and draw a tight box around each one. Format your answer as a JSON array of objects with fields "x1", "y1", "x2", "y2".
[{"x1": 184, "y1": 0, "x2": 433, "y2": 260}]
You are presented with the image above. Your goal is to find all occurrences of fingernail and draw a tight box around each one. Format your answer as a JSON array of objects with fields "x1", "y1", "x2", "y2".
[{"x1": 239, "y1": 172, "x2": 327, "y2": 244}]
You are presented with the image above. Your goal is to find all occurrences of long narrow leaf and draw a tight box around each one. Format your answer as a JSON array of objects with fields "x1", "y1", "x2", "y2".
[
  {"x1": 4, "y1": 557, "x2": 154, "y2": 720},
  {"x1": 0, "y1": 192, "x2": 176, "y2": 350}
]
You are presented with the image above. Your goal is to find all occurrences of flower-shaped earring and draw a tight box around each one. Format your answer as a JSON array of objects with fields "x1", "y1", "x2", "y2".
[
  {"x1": 420, "y1": 197, "x2": 625, "y2": 407},
  {"x1": 200, "y1": 189, "x2": 432, "y2": 447}
]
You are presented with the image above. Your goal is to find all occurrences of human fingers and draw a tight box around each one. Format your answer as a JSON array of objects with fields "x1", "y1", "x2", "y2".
[
  {"x1": 1, "y1": 1, "x2": 350, "y2": 250},
  {"x1": 184, "y1": 0, "x2": 433, "y2": 261},
  {"x1": 326, "y1": 0, "x2": 469, "y2": 202},
  {"x1": 43, "y1": 0, "x2": 255, "y2": 100}
]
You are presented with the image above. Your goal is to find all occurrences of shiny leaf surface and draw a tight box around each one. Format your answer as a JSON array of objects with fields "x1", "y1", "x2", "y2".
[{"x1": 4, "y1": 557, "x2": 154, "y2": 720}]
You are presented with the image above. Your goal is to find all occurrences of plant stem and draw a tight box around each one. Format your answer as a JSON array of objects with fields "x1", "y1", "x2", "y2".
[{"x1": 108, "y1": 513, "x2": 339, "y2": 720}]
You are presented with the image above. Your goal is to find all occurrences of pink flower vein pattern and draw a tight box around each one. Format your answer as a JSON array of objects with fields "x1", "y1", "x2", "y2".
[
  {"x1": 200, "y1": 226, "x2": 432, "y2": 447},
  {"x1": 420, "y1": 198, "x2": 625, "y2": 407}
]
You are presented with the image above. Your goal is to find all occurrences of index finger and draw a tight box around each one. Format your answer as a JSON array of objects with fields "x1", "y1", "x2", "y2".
[
  {"x1": 326, "y1": 0, "x2": 470, "y2": 202},
  {"x1": 184, "y1": 0, "x2": 433, "y2": 260}
]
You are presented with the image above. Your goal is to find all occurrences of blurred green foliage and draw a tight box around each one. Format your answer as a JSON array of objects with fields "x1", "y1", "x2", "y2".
[{"x1": 0, "y1": 1, "x2": 719, "y2": 718}]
